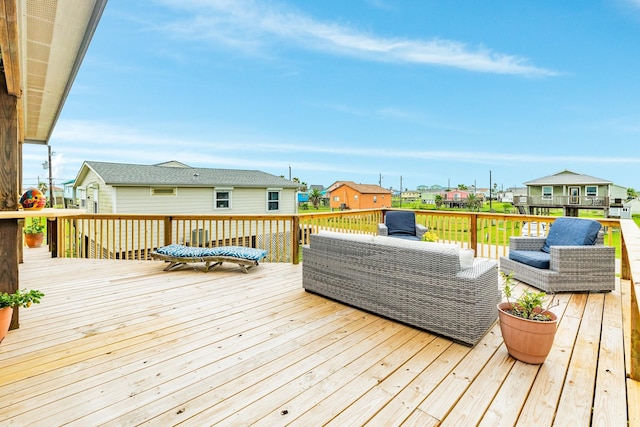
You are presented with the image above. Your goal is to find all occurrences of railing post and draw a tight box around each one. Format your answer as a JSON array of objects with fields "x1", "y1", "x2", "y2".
[
  {"x1": 48, "y1": 217, "x2": 58, "y2": 258},
  {"x1": 163, "y1": 216, "x2": 173, "y2": 246},
  {"x1": 470, "y1": 213, "x2": 478, "y2": 253},
  {"x1": 292, "y1": 215, "x2": 300, "y2": 265}
]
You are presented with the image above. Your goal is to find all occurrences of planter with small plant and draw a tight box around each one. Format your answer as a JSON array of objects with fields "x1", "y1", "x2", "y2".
[
  {"x1": 0, "y1": 289, "x2": 44, "y2": 344},
  {"x1": 23, "y1": 217, "x2": 45, "y2": 248},
  {"x1": 497, "y1": 272, "x2": 559, "y2": 364}
]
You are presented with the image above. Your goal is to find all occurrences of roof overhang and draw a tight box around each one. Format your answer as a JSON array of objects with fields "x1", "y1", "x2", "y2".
[{"x1": 1, "y1": 0, "x2": 107, "y2": 145}]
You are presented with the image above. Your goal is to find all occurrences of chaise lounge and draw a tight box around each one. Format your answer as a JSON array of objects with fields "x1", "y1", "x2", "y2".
[
  {"x1": 151, "y1": 244, "x2": 268, "y2": 273},
  {"x1": 499, "y1": 217, "x2": 615, "y2": 293}
]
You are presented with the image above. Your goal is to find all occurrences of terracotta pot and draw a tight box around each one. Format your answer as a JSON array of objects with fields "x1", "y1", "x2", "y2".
[
  {"x1": 24, "y1": 232, "x2": 44, "y2": 248},
  {"x1": 497, "y1": 302, "x2": 558, "y2": 364},
  {"x1": 0, "y1": 307, "x2": 13, "y2": 344}
]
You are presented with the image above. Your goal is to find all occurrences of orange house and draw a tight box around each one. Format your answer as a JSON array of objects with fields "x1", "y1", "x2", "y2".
[{"x1": 327, "y1": 181, "x2": 392, "y2": 210}]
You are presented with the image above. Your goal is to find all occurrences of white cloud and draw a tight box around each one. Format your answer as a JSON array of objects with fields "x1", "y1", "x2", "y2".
[{"x1": 158, "y1": 0, "x2": 557, "y2": 76}]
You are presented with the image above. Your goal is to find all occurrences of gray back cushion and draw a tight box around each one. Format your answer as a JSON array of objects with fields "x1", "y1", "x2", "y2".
[{"x1": 385, "y1": 211, "x2": 416, "y2": 236}]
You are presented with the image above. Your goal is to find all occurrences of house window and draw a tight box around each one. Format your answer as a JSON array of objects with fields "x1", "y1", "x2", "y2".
[
  {"x1": 151, "y1": 187, "x2": 177, "y2": 196},
  {"x1": 333, "y1": 196, "x2": 340, "y2": 202},
  {"x1": 373, "y1": 196, "x2": 377, "y2": 203},
  {"x1": 585, "y1": 186, "x2": 597, "y2": 197},
  {"x1": 542, "y1": 186, "x2": 553, "y2": 200},
  {"x1": 267, "y1": 189, "x2": 281, "y2": 211},
  {"x1": 215, "y1": 189, "x2": 232, "y2": 209},
  {"x1": 77, "y1": 188, "x2": 86, "y2": 208}
]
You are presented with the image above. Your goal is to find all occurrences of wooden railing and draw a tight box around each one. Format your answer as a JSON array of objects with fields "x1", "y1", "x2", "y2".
[
  {"x1": 514, "y1": 195, "x2": 610, "y2": 207},
  {"x1": 47, "y1": 209, "x2": 639, "y2": 379},
  {"x1": 52, "y1": 209, "x2": 621, "y2": 262},
  {"x1": 620, "y1": 219, "x2": 640, "y2": 381}
]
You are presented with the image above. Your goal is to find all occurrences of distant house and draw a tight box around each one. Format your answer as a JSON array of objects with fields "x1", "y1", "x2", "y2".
[
  {"x1": 400, "y1": 190, "x2": 421, "y2": 203},
  {"x1": 73, "y1": 161, "x2": 300, "y2": 214},
  {"x1": 516, "y1": 170, "x2": 628, "y2": 217},
  {"x1": 442, "y1": 189, "x2": 470, "y2": 208},
  {"x1": 326, "y1": 181, "x2": 392, "y2": 210},
  {"x1": 62, "y1": 180, "x2": 77, "y2": 208}
]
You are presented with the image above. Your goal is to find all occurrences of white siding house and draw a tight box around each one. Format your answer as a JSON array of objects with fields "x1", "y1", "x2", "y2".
[{"x1": 73, "y1": 161, "x2": 300, "y2": 215}]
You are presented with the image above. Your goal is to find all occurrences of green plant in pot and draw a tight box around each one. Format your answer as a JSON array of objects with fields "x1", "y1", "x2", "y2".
[
  {"x1": 23, "y1": 217, "x2": 45, "y2": 248},
  {"x1": 0, "y1": 289, "x2": 44, "y2": 344},
  {"x1": 497, "y1": 272, "x2": 559, "y2": 364}
]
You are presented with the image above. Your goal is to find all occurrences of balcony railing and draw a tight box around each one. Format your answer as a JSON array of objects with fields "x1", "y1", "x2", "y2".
[
  {"x1": 514, "y1": 195, "x2": 610, "y2": 207},
  {"x1": 41, "y1": 209, "x2": 638, "y2": 381}
]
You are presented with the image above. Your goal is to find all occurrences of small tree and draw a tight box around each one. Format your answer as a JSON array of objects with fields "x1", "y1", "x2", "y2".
[
  {"x1": 434, "y1": 194, "x2": 443, "y2": 209},
  {"x1": 308, "y1": 188, "x2": 322, "y2": 209}
]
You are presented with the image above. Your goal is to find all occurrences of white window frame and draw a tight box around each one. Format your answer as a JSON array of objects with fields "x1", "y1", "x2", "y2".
[
  {"x1": 267, "y1": 188, "x2": 282, "y2": 212},
  {"x1": 542, "y1": 186, "x2": 553, "y2": 200},
  {"x1": 214, "y1": 188, "x2": 232, "y2": 209},
  {"x1": 585, "y1": 186, "x2": 598, "y2": 197}
]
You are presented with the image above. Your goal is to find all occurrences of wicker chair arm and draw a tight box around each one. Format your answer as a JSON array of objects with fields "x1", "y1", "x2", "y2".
[
  {"x1": 549, "y1": 245, "x2": 616, "y2": 273},
  {"x1": 416, "y1": 224, "x2": 428, "y2": 239},
  {"x1": 377, "y1": 223, "x2": 389, "y2": 236},
  {"x1": 509, "y1": 236, "x2": 546, "y2": 251}
]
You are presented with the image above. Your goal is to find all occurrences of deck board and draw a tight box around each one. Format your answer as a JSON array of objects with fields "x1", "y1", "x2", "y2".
[{"x1": 0, "y1": 247, "x2": 636, "y2": 426}]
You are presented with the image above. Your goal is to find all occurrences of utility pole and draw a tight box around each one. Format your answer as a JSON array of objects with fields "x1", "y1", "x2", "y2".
[
  {"x1": 489, "y1": 170, "x2": 492, "y2": 212},
  {"x1": 399, "y1": 176, "x2": 403, "y2": 208}
]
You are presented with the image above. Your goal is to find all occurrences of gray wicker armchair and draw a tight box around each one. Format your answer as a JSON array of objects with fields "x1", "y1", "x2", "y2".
[
  {"x1": 499, "y1": 217, "x2": 615, "y2": 293},
  {"x1": 377, "y1": 211, "x2": 427, "y2": 241}
]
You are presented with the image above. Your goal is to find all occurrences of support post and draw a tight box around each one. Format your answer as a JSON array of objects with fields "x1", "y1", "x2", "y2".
[{"x1": 0, "y1": 72, "x2": 20, "y2": 329}]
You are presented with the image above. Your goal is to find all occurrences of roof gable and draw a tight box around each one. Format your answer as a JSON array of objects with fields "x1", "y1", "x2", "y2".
[
  {"x1": 332, "y1": 182, "x2": 391, "y2": 194},
  {"x1": 524, "y1": 170, "x2": 612, "y2": 186},
  {"x1": 75, "y1": 161, "x2": 299, "y2": 188}
]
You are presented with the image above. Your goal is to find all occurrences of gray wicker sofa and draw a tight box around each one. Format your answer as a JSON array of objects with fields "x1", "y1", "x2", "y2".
[{"x1": 302, "y1": 231, "x2": 500, "y2": 346}]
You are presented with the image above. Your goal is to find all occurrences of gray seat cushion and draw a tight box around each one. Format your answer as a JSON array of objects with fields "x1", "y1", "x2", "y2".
[
  {"x1": 541, "y1": 217, "x2": 601, "y2": 253},
  {"x1": 509, "y1": 250, "x2": 551, "y2": 269}
]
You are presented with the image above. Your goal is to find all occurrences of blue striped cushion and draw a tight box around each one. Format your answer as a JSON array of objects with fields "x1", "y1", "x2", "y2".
[{"x1": 156, "y1": 244, "x2": 267, "y2": 261}]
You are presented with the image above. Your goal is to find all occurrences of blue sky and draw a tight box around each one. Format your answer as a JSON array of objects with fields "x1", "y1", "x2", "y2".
[{"x1": 23, "y1": 0, "x2": 640, "y2": 192}]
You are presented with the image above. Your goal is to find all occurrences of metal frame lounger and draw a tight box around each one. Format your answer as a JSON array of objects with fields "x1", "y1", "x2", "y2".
[{"x1": 150, "y1": 244, "x2": 268, "y2": 274}]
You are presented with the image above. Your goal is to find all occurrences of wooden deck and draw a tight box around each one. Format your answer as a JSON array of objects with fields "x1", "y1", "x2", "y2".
[{"x1": 1, "y1": 247, "x2": 637, "y2": 426}]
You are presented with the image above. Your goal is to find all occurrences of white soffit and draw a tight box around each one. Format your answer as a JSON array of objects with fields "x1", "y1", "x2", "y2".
[{"x1": 19, "y1": 0, "x2": 107, "y2": 145}]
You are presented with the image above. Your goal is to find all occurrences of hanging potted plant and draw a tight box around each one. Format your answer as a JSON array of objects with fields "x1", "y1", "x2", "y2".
[
  {"x1": 23, "y1": 217, "x2": 45, "y2": 248},
  {"x1": 497, "y1": 272, "x2": 559, "y2": 364},
  {"x1": 0, "y1": 289, "x2": 44, "y2": 344}
]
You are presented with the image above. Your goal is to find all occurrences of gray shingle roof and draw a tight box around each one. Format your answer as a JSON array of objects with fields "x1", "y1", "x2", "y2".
[
  {"x1": 524, "y1": 170, "x2": 611, "y2": 186},
  {"x1": 82, "y1": 161, "x2": 299, "y2": 188}
]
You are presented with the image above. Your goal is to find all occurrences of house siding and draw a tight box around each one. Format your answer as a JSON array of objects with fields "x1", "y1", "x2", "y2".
[{"x1": 108, "y1": 187, "x2": 297, "y2": 215}]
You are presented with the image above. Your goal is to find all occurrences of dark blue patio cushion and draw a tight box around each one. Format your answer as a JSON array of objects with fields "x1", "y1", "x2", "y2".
[
  {"x1": 385, "y1": 211, "x2": 416, "y2": 237},
  {"x1": 156, "y1": 244, "x2": 267, "y2": 261},
  {"x1": 509, "y1": 250, "x2": 551, "y2": 269},
  {"x1": 541, "y1": 217, "x2": 601, "y2": 253}
]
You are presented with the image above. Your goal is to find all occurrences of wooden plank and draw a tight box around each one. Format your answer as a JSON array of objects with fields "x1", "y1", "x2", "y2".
[
  {"x1": 517, "y1": 295, "x2": 584, "y2": 425},
  {"x1": 554, "y1": 293, "x2": 605, "y2": 425},
  {"x1": 415, "y1": 324, "x2": 505, "y2": 421},
  {"x1": 224, "y1": 325, "x2": 430, "y2": 425},
  {"x1": 592, "y1": 282, "x2": 628, "y2": 426},
  {"x1": 353, "y1": 337, "x2": 464, "y2": 427},
  {"x1": 3, "y1": 288, "x2": 353, "y2": 424},
  {"x1": 0, "y1": 250, "x2": 633, "y2": 425},
  {"x1": 105, "y1": 317, "x2": 397, "y2": 426},
  {"x1": 628, "y1": 378, "x2": 640, "y2": 427},
  {"x1": 438, "y1": 347, "x2": 514, "y2": 426},
  {"x1": 479, "y1": 360, "x2": 541, "y2": 426}
]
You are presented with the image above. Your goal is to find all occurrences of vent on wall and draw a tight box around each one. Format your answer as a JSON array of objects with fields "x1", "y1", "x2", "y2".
[{"x1": 151, "y1": 187, "x2": 177, "y2": 196}]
